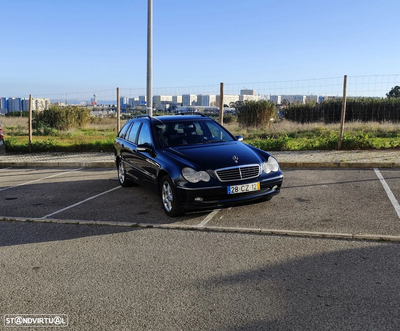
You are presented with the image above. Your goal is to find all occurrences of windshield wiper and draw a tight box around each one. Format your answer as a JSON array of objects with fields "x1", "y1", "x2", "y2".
[{"x1": 203, "y1": 140, "x2": 226, "y2": 144}]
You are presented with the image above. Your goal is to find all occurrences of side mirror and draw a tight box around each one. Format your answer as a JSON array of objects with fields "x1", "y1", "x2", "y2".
[
  {"x1": 137, "y1": 143, "x2": 155, "y2": 155},
  {"x1": 235, "y1": 135, "x2": 243, "y2": 142}
]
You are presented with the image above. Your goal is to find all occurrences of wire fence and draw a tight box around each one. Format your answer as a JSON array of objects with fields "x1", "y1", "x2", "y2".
[{"x1": 1, "y1": 74, "x2": 400, "y2": 122}]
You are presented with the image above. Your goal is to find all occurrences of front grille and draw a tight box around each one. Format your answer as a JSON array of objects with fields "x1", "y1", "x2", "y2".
[{"x1": 215, "y1": 165, "x2": 260, "y2": 182}]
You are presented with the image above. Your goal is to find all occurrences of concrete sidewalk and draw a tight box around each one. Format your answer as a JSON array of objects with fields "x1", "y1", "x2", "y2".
[{"x1": 0, "y1": 150, "x2": 399, "y2": 168}]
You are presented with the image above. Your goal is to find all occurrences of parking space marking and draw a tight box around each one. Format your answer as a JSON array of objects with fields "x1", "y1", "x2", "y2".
[
  {"x1": 197, "y1": 209, "x2": 221, "y2": 227},
  {"x1": 0, "y1": 168, "x2": 83, "y2": 192},
  {"x1": 374, "y1": 168, "x2": 400, "y2": 219},
  {"x1": 42, "y1": 186, "x2": 121, "y2": 219},
  {"x1": 0, "y1": 167, "x2": 12, "y2": 171}
]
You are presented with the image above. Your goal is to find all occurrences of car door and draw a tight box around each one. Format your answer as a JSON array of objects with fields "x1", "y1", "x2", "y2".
[
  {"x1": 121, "y1": 121, "x2": 141, "y2": 180},
  {"x1": 133, "y1": 121, "x2": 160, "y2": 191}
]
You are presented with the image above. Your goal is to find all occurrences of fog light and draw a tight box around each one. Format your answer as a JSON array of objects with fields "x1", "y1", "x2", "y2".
[
  {"x1": 194, "y1": 197, "x2": 203, "y2": 202},
  {"x1": 272, "y1": 185, "x2": 279, "y2": 191}
]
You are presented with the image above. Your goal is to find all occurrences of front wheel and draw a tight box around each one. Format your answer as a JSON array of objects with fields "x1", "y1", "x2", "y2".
[{"x1": 160, "y1": 175, "x2": 184, "y2": 217}]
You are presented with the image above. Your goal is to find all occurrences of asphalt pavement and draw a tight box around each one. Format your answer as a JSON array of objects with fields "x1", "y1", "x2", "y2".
[{"x1": 1, "y1": 149, "x2": 400, "y2": 168}]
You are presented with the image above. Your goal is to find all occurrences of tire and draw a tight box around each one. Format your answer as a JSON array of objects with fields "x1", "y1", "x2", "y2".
[
  {"x1": 117, "y1": 158, "x2": 132, "y2": 187},
  {"x1": 160, "y1": 175, "x2": 184, "y2": 217}
]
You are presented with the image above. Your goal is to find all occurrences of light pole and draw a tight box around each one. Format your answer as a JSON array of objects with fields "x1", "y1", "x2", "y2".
[{"x1": 146, "y1": 0, "x2": 153, "y2": 116}]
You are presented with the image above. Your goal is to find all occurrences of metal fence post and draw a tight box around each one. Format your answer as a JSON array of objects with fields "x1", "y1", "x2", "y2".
[
  {"x1": 29, "y1": 94, "x2": 33, "y2": 152},
  {"x1": 117, "y1": 87, "x2": 121, "y2": 133},
  {"x1": 219, "y1": 82, "x2": 224, "y2": 125},
  {"x1": 338, "y1": 75, "x2": 347, "y2": 149}
]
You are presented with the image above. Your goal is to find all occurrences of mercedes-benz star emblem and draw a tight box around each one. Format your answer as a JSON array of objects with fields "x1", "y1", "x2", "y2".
[{"x1": 232, "y1": 155, "x2": 239, "y2": 163}]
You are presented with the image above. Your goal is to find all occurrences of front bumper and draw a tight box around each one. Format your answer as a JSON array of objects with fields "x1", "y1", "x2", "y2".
[{"x1": 176, "y1": 174, "x2": 283, "y2": 211}]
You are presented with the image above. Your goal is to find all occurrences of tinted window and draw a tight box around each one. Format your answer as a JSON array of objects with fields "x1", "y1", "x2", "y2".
[
  {"x1": 155, "y1": 120, "x2": 234, "y2": 147},
  {"x1": 137, "y1": 122, "x2": 152, "y2": 146},
  {"x1": 127, "y1": 122, "x2": 141, "y2": 143},
  {"x1": 118, "y1": 122, "x2": 131, "y2": 139}
]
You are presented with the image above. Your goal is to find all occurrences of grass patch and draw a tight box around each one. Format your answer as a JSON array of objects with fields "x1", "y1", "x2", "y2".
[{"x1": 2, "y1": 117, "x2": 400, "y2": 153}]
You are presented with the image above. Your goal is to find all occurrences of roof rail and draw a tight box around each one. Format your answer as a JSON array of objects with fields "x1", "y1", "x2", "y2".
[
  {"x1": 176, "y1": 112, "x2": 206, "y2": 117},
  {"x1": 134, "y1": 115, "x2": 151, "y2": 119}
]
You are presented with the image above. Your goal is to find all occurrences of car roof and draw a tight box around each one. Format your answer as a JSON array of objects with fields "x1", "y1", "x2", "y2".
[
  {"x1": 153, "y1": 115, "x2": 208, "y2": 123},
  {"x1": 126, "y1": 114, "x2": 210, "y2": 124}
]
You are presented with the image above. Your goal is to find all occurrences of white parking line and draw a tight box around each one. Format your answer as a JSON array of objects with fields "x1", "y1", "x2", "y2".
[
  {"x1": 197, "y1": 209, "x2": 221, "y2": 227},
  {"x1": 0, "y1": 167, "x2": 12, "y2": 171},
  {"x1": 42, "y1": 186, "x2": 121, "y2": 219},
  {"x1": 374, "y1": 168, "x2": 400, "y2": 219},
  {"x1": 0, "y1": 168, "x2": 83, "y2": 192}
]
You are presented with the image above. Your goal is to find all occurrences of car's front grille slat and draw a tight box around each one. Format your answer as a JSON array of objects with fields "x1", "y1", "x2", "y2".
[{"x1": 215, "y1": 165, "x2": 260, "y2": 182}]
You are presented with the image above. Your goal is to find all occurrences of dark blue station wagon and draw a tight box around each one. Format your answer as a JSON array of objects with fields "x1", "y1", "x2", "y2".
[{"x1": 114, "y1": 115, "x2": 283, "y2": 216}]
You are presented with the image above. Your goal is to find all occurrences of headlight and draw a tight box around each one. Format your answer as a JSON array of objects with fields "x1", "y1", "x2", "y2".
[
  {"x1": 182, "y1": 167, "x2": 211, "y2": 183},
  {"x1": 262, "y1": 157, "x2": 280, "y2": 174}
]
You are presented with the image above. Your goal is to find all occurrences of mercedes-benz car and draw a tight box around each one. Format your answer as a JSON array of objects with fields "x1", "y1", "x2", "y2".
[{"x1": 114, "y1": 114, "x2": 283, "y2": 216}]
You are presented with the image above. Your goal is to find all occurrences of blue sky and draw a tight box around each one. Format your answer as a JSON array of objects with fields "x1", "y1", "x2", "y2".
[{"x1": 2, "y1": 0, "x2": 400, "y2": 97}]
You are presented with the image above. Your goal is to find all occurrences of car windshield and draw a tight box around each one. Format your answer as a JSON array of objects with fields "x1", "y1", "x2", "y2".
[{"x1": 154, "y1": 120, "x2": 235, "y2": 148}]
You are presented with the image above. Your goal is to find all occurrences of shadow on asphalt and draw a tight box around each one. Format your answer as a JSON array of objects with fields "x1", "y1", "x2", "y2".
[
  {"x1": 0, "y1": 221, "x2": 140, "y2": 247},
  {"x1": 198, "y1": 242, "x2": 400, "y2": 330}
]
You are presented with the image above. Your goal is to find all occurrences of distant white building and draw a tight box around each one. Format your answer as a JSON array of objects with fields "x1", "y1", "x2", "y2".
[
  {"x1": 172, "y1": 95, "x2": 182, "y2": 105},
  {"x1": 153, "y1": 95, "x2": 173, "y2": 110},
  {"x1": 182, "y1": 94, "x2": 197, "y2": 106},
  {"x1": 270, "y1": 95, "x2": 282, "y2": 104},
  {"x1": 281, "y1": 95, "x2": 306, "y2": 104},
  {"x1": 197, "y1": 94, "x2": 216, "y2": 106},
  {"x1": 239, "y1": 94, "x2": 260, "y2": 102},
  {"x1": 35, "y1": 98, "x2": 50, "y2": 111},
  {"x1": 305, "y1": 95, "x2": 321, "y2": 103},
  {"x1": 216, "y1": 94, "x2": 239, "y2": 106},
  {"x1": 240, "y1": 89, "x2": 256, "y2": 96}
]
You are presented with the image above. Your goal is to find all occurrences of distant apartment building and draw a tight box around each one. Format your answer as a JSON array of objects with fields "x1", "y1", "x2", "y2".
[
  {"x1": 120, "y1": 97, "x2": 129, "y2": 108},
  {"x1": 270, "y1": 95, "x2": 282, "y2": 104},
  {"x1": 305, "y1": 95, "x2": 322, "y2": 103},
  {"x1": 128, "y1": 97, "x2": 139, "y2": 108},
  {"x1": 21, "y1": 98, "x2": 30, "y2": 111},
  {"x1": 197, "y1": 94, "x2": 216, "y2": 107},
  {"x1": 281, "y1": 95, "x2": 306, "y2": 104},
  {"x1": 172, "y1": 95, "x2": 182, "y2": 105},
  {"x1": 216, "y1": 94, "x2": 239, "y2": 106},
  {"x1": 35, "y1": 98, "x2": 50, "y2": 111},
  {"x1": 21, "y1": 98, "x2": 51, "y2": 111},
  {"x1": 240, "y1": 89, "x2": 256, "y2": 96},
  {"x1": 7, "y1": 97, "x2": 22, "y2": 112},
  {"x1": 270, "y1": 95, "x2": 307, "y2": 105},
  {"x1": 139, "y1": 96, "x2": 146, "y2": 106},
  {"x1": 239, "y1": 94, "x2": 260, "y2": 102},
  {"x1": 182, "y1": 94, "x2": 197, "y2": 106},
  {"x1": 0, "y1": 97, "x2": 7, "y2": 114},
  {"x1": 153, "y1": 95, "x2": 173, "y2": 110}
]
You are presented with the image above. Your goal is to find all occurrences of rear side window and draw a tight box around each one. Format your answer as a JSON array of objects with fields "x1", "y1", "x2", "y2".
[
  {"x1": 118, "y1": 122, "x2": 131, "y2": 139},
  {"x1": 126, "y1": 122, "x2": 141, "y2": 143},
  {"x1": 137, "y1": 122, "x2": 152, "y2": 146}
]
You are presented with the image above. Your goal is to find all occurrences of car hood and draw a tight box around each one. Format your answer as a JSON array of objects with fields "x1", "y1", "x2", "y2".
[{"x1": 163, "y1": 142, "x2": 265, "y2": 170}]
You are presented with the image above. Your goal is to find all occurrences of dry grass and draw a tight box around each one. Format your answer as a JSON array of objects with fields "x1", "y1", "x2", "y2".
[
  {"x1": 2, "y1": 115, "x2": 400, "y2": 138},
  {"x1": 225, "y1": 120, "x2": 400, "y2": 137},
  {"x1": 0, "y1": 116, "x2": 29, "y2": 127}
]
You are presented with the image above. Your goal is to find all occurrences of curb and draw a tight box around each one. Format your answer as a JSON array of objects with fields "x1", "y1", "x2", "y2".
[
  {"x1": 279, "y1": 162, "x2": 400, "y2": 168},
  {"x1": 2, "y1": 216, "x2": 400, "y2": 243},
  {"x1": 1, "y1": 161, "x2": 400, "y2": 169},
  {"x1": 0, "y1": 161, "x2": 115, "y2": 168}
]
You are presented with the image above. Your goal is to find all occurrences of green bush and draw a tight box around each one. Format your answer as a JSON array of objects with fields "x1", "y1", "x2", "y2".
[
  {"x1": 33, "y1": 105, "x2": 92, "y2": 132},
  {"x1": 285, "y1": 98, "x2": 400, "y2": 123},
  {"x1": 236, "y1": 100, "x2": 277, "y2": 128}
]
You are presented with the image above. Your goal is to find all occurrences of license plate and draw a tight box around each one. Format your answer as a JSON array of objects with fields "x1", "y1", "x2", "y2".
[{"x1": 227, "y1": 182, "x2": 260, "y2": 194}]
